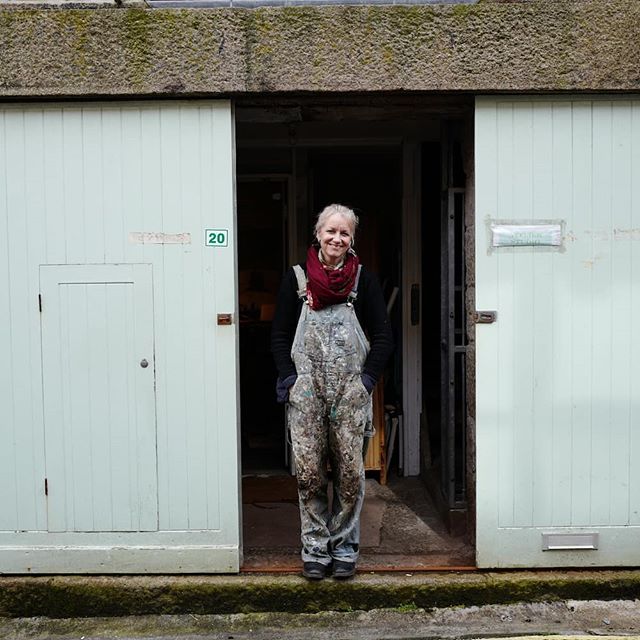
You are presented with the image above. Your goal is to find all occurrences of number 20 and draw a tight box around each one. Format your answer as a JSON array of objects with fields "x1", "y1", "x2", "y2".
[{"x1": 208, "y1": 232, "x2": 225, "y2": 245}]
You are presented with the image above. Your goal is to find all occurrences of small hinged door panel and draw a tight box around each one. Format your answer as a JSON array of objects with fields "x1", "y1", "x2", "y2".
[{"x1": 40, "y1": 263, "x2": 157, "y2": 533}]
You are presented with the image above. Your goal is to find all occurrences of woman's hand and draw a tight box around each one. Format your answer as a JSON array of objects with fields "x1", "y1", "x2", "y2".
[
  {"x1": 276, "y1": 374, "x2": 298, "y2": 403},
  {"x1": 361, "y1": 373, "x2": 376, "y2": 394}
]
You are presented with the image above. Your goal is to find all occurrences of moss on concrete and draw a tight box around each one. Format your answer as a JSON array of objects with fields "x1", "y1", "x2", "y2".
[
  {"x1": 1, "y1": 571, "x2": 640, "y2": 618},
  {"x1": 0, "y1": 0, "x2": 640, "y2": 97},
  {"x1": 121, "y1": 8, "x2": 152, "y2": 87}
]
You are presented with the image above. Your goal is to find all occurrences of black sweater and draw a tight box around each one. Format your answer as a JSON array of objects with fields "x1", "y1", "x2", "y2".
[{"x1": 270, "y1": 262, "x2": 394, "y2": 382}]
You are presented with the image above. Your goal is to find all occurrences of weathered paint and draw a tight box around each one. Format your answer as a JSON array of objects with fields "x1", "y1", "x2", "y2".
[
  {"x1": 0, "y1": 1, "x2": 639, "y2": 98},
  {"x1": 475, "y1": 96, "x2": 640, "y2": 567},
  {"x1": 0, "y1": 101, "x2": 241, "y2": 573}
]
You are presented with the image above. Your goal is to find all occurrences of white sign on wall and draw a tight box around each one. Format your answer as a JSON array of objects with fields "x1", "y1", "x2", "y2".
[{"x1": 488, "y1": 219, "x2": 565, "y2": 251}]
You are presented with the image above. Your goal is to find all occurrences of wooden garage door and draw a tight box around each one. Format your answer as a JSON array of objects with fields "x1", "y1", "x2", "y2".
[
  {"x1": 0, "y1": 101, "x2": 240, "y2": 572},
  {"x1": 475, "y1": 97, "x2": 640, "y2": 567}
]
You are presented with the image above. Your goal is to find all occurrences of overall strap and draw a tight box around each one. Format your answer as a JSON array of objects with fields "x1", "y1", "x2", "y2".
[
  {"x1": 292, "y1": 264, "x2": 308, "y2": 302},
  {"x1": 347, "y1": 264, "x2": 363, "y2": 305}
]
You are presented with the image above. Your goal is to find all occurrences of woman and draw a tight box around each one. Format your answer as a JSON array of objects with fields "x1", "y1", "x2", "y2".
[{"x1": 271, "y1": 203, "x2": 393, "y2": 580}]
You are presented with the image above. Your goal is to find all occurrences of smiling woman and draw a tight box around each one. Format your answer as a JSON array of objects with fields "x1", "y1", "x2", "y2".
[
  {"x1": 315, "y1": 204, "x2": 358, "y2": 267},
  {"x1": 271, "y1": 203, "x2": 394, "y2": 581}
]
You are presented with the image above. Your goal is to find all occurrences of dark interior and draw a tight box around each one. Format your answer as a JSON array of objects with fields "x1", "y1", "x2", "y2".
[
  {"x1": 234, "y1": 97, "x2": 474, "y2": 569},
  {"x1": 237, "y1": 147, "x2": 403, "y2": 475}
]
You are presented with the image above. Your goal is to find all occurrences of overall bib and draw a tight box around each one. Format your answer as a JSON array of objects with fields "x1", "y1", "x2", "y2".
[{"x1": 288, "y1": 264, "x2": 373, "y2": 566}]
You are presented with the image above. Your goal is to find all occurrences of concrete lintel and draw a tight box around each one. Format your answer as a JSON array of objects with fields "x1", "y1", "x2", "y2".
[{"x1": 0, "y1": 1, "x2": 640, "y2": 98}]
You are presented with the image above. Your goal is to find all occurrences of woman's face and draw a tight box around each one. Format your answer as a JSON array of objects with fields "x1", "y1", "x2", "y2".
[{"x1": 317, "y1": 213, "x2": 353, "y2": 266}]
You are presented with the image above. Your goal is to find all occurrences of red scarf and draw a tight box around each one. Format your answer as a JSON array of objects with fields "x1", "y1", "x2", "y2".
[{"x1": 305, "y1": 245, "x2": 359, "y2": 311}]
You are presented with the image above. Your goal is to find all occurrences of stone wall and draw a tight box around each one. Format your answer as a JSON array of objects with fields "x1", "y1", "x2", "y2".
[{"x1": 1, "y1": 0, "x2": 640, "y2": 98}]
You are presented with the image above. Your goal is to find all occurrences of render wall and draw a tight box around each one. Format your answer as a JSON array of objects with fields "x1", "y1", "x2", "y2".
[{"x1": 1, "y1": 0, "x2": 640, "y2": 98}]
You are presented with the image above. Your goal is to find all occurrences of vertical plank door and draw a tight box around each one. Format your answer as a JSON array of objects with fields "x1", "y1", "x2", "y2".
[
  {"x1": 40, "y1": 264, "x2": 157, "y2": 533},
  {"x1": 0, "y1": 101, "x2": 240, "y2": 573},
  {"x1": 475, "y1": 97, "x2": 640, "y2": 568}
]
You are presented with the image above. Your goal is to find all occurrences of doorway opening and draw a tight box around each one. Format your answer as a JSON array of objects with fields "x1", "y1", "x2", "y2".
[{"x1": 235, "y1": 96, "x2": 475, "y2": 571}]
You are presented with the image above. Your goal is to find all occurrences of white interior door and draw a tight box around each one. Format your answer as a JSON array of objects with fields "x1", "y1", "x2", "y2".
[
  {"x1": 40, "y1": 263, "x2": 157, "y2": 533},
  {"x1": 475, "y1": 97, "x2": 640, "y2": 568}
]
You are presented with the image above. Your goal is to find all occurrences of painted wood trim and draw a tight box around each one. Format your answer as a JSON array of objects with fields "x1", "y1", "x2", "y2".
[
  {"x1": 0, "y1": 546, "x2": 240, "y2": 574},
  {"x1": 401, "y1": 141, "x2": 422, "y2": 476}
]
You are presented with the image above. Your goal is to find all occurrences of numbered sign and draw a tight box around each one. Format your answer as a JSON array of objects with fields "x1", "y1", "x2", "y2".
[{"x1": 205, "y1": 229, "x2": 229, "y2": 247}]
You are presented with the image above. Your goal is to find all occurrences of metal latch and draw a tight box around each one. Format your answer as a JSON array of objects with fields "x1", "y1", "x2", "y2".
[
  {"x1": 217, "y1": 313, "x2": 233, "y2": 325},
  {"x1": 474, "y1": 310, "x2": 497, "y2": 324}
]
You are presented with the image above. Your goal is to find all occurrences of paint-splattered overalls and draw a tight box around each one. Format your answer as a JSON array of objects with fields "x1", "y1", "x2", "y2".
[{"x1": 287, "y1": 264, "x2": 373, "y2": 566}]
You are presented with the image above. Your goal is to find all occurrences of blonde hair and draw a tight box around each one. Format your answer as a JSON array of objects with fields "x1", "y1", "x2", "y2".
[{"x1": 314, "y1": 204, "x2": 359, "y2": 242}]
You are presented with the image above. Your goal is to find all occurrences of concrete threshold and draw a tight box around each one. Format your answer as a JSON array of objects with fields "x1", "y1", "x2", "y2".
[{"x1": 1, "y1": 570, "x2": 640, "y2": 618}]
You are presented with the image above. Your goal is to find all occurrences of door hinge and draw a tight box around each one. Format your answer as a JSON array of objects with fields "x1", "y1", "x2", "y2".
[
  {"x1": 38, "y1": 294, "x2": 42, "y2": 312},
  {"x1": 44, "y1": 478, "x2": 48, "y2": 496}
]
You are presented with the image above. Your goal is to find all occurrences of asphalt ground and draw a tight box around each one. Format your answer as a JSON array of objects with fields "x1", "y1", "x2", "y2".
[{"x1": 1, "y1": 600, "x2": 640, "y2": 639}]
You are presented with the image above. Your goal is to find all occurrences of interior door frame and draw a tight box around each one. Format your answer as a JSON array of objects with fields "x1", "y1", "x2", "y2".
[
  {"x1": 401, "y1": 141, "x2": 423, "y2": 477},
  {"x1": 235, "y1": 135, "x2": 424, "y2": 477}
]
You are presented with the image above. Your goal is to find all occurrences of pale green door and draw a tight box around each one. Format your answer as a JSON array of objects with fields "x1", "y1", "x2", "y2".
[
  {"x1": 0, "y1": 101, "x2": 240, "y2": 573},
  {"x1": 40, "y1": 264, "x2": 157, "y2": 533},
  {"x1": 475, "y1": 97, "x2": 640, "y2": 567}
]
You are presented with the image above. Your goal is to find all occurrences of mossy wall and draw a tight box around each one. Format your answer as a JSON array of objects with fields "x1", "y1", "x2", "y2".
[{"x1": 0, "y1": 0, "x2": 639, "y2": 98}]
